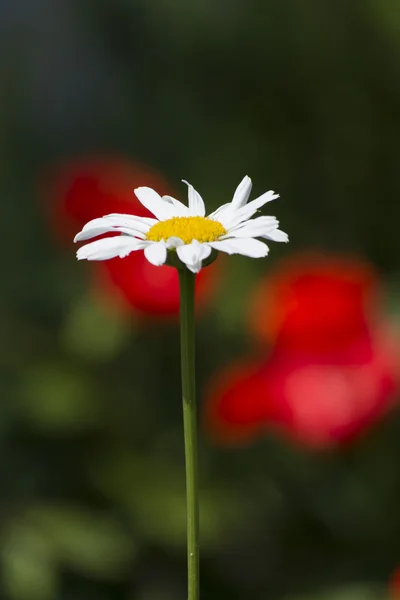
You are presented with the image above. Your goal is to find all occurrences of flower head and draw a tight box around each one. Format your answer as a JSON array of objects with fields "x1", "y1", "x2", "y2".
[
  {"x1": 43, "y1": 156, "x2": 219, "y2": 315},
  {"x1": 74, "y1": 177, "x2": 288, "y2": 273}
]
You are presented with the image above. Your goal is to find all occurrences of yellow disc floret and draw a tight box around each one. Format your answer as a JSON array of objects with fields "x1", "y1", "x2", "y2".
[{"x1": 146, "y1": 216, "x2": 226, "y2": 244}]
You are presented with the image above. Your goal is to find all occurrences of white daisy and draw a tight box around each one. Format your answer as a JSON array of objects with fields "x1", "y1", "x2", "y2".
[{"x1": 74, "y1": 176, "x2": 288, "y2": 274}]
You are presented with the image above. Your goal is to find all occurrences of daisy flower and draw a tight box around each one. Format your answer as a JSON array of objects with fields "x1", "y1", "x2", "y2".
[{"x1": 74, "y1": 176, "x2": 288, "y2": 273}]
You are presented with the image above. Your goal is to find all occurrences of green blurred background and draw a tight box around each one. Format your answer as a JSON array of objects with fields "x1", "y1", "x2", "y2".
[{"x1": 2, "y1": 1, "x2": 400, "y2": 599}]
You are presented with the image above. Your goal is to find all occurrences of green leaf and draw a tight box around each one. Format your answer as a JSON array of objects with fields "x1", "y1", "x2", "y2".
[
  {"x1": 18, "y1": 363, "x2": 100, "y2": 432},
  {"x1": 30, "y1": 505, "x2": 136, "y2": 579},
  {"x1": 61, "y1": 292, "x2": 133, "y2": 361},
  {"x1": 1, "y1": 523, "x2": 58, "y2": 600}
]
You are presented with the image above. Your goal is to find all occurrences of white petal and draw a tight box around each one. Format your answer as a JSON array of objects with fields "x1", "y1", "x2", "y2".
[
  {"x1": 76, "y1": 236, "x2": 147, "y2": 261},
  {"x1": 199, "y1": 243, "x2": 212, "y2": 261},
  {"x1": 177, "y1": 240, "x2": 211, "y2": 273},
  {"x1": 224, "y1": 216, "x2": 279, "y2": 239},
  {"x1": 231, "y1": 176, "x2": 252, "y2": 209},
  {"x1": 207, "y1": 203, "x2": 233, "y2": 222},
  {"x1": 134, "y1": 187, "x2": 177, "y2": 221},
  {"x1": 74, "y1": 217, "x2": 148, "y2": 242},
  {"x1": 182, "y1": 180, "x2": 206, "y2": 217},
  {"x1": 162, "y1": 195, "x2": 190, "y2": 217},
  {"x1": 222, "y1": 191, "x2": 279, "y2": 230},
  {"x1": 261, "y1": 228, "x2": 289, "y2": 243},
  {"x1": 166, "y1": 236, "x2": 184, "y2": 249},
  {"x1": 208, "y1": 237, "x2": 269, "y2": 258},
  {"x1": 107, "y1": 214, "x2": 158, "y2": 227},
  {"x1": 208, "y1": 176, "x2": 252, "y2": 221},
  {"x1": 144, "y1": 241, "x2": 168, "y2": 266},
  {"x1": 74, "y1": 225, "x2": 136, "y2": 242}
]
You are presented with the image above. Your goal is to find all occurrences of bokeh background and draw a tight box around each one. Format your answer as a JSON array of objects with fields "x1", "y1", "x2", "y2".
[{"x1": 2, "y1": 1, "x2": 400, "y2": 599}]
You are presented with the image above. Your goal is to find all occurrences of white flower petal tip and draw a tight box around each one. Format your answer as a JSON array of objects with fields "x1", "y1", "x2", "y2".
[
  {"x1": 181, "y1": 180, "x2": 206, "y2": 217},
  {"x1": 144, "y1": 242, "x2": 167, "y2": 266},
  {"x1": 134, "y1": 186, "x2": 177, "y2": 221},
  {"x1": 76, "y1": 236, "x2": 146, "y2": 261},
  {"x1": 177, "y1": 239, "x2": 211, "y2": 273},
  {"x1": 231, "y1": 175, "x2": 253, "y2": 209},
  {"x1": 264, "y1": 229, "x2": 289, "y2": 243},
  {"x1": 209, "y1": 238, "x2": 269, "y2": 258},
  {"x1": 74, "y1": 175, "x2": 287, "y2": 271}
]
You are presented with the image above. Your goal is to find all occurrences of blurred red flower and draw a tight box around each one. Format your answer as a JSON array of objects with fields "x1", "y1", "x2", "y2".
[
  {"x1": 249, "y1": 254, "x2": 378, "y2": 354},
  {"x1": 41, "y1": 156, "x2": 218, "y2": 316},
  {"x1": 42, "y1": 157, "x2": 158, "y2": 242},
  {"x1": 206, "y1": 329, "x2": 398, "y2": 448},
  {"x1": 205, "y1": 255, "x2": 399, "y2": 448}
]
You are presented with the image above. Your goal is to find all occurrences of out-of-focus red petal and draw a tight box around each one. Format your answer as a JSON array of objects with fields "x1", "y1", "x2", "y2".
[
  {"x1": 41, "y1": 156, "x2": 173, "y2": 242},
  {"x1": 269, "y1": 335, "x2": 398, "y2": 448},
  {"x1": 249, "y1": 253, "x2": 379, "y2": 354},
  {"x1": 204, "y1": 360, "x2": 278, "y2": 445},
  {"x1": 93, "y1": 252, "x2": 219, "y2": 317},
  {"x1": 207, "y1": 253, "x2": 399, "y2": 448},
  {"x1": 205, "y1": 328, "x2": 399, "y2": 449}
]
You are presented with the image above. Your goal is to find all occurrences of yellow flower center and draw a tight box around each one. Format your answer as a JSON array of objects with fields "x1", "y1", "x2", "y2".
[{"x1": 146, "y1": 216, "x2": 226, "y2": 244}]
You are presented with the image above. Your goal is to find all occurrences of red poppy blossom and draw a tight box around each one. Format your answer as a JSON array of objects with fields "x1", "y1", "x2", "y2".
[
  {"x1": 94, "y1": 248, "x2": 219, "y2": 316},
  {"x1": 249, "y1": 254, "x2": 379, "y2": 354},
  {"x1": 206, "y1": 328, "x2": 398, "y2": 448},
  {"x1": 206, "y1": 254, "x2": 399, "y2": 448},
  {"x1": 41, "y1": 156, "x2": 218, "y2": 316},
  {"x1": 205, "y1": 360, "x2": 276, "y2": 445}
]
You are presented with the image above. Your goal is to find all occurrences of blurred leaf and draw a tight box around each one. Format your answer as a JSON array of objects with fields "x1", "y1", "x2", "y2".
[
  {"x1": 31, "y1": 505, "x2": 136, "y2": 579},
  {"x1": 18, "y1": 363, "x2": 100, "y2": 432},
  {"x1": 88, "y1": 452, "x2": 249, "y2": 549},
  {"x1": 366, "y1": 0, "x2": 400, "y2": 42},
  {"x1": 61, "y1": 292, "x2": 133, "y2": 361},
  {"x1": 90, "y1": 453, "x2": 188, "y2": 547},
  {"x1": 1, "y1": 522, "x2": 58, "y2": 600}
]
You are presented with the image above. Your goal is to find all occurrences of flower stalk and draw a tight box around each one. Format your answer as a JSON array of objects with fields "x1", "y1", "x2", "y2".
[{"x1": 178, "y1": 266, "x2": 200, "y2": 600}]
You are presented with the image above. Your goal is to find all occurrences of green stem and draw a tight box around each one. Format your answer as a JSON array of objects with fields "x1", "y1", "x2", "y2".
[{"x1": 178, "y1": 267, "x2": 199, "y2": 600}]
